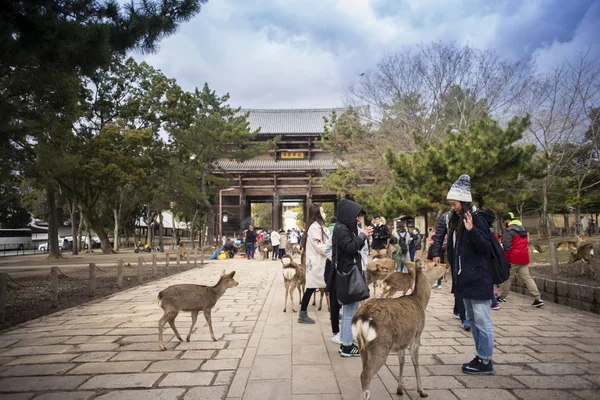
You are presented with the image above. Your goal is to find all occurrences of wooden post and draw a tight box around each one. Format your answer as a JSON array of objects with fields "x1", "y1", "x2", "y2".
[
  {"x1": 549, "y1": 239, "x2": 560, "y2": 275},
  {"x1": 186, "y1": 249, "x2": 190, "y2": 267},
  {"x1": 88, "y1": 263, "x2": 96, "y2": 297},
  {"x1": 0, "y1": 273, "x2": 7, "y2": 323},
  {"x1": 593, "y1": 241, "x2": 600, "y2": 279},
  {"x1": 165, "y1": 253, "x2": 170, "y2": 275},
  {"x1": 176, "y1": 252, "x2": 181, "y2": 270},
  {"x1": 200, "y1": 247, "x2": 205, "y2": 266},
  {"x1": 117, "y1": 259, "x2": 124, "y2": 289},
  {"x1": 138, "y1": 256, "x2": 143, "y2": 283},
  {"x1": 194, "y1": 248, "x2": 198, "y2": 268},
  {"x1": 50, "y1": 267, "x2": 58, "y2": 307},
  {"x1": 152, "y1": 253, "x2": 157, "y2": 278}
]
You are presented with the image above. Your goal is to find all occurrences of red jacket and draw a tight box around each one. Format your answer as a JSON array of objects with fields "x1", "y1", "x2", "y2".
[{"x1": 502, "y1": 221, "x2": 529, "y2": 264}]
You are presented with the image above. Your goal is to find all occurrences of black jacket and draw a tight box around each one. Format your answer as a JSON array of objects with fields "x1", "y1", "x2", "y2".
[
  {"x1": 447, "y1": 214, "x2": 493, "y2": 300},
  {"x1": 410, "y1": 233, "x2": 422, "y2": 250},
  {"x1": 244, "y1": 230, "x2": 257, "y2": 244},
  {"x1": 326, "y1": 199, "x2": 367, "y2": 292},
  {"x1": 372, "y1": 224, "x2": 390, "y2": 249},
  {"x1": 430, "y1": 211, "x2": 451, "y2": 259}
]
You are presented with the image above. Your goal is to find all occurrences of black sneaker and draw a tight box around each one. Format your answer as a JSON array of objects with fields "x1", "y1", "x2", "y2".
[
  {"x1": 532, "y1": 299, "x2": 545, "y2": 308},
  {"x1": 462, "y1": 358, "x2": 494, "y2": 375},
  {"x1": 340, "y1": 344, "x2": 361, "y2": 357},
  {"x1": 497, "y1": 296, "x2": 507, "y2": 303},
  {"x1": 462, "y1": 356, "x2": 479, "y2": 369}
]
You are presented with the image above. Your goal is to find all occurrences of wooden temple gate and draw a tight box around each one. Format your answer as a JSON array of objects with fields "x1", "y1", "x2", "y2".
[{"x1": 213, "y1": 108, "x2": 342, "y2": 239}]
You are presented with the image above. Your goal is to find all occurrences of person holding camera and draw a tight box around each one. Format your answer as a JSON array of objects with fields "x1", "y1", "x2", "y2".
[{"x1": 371, "y1": 214, "x2": 390, "y2": 259}]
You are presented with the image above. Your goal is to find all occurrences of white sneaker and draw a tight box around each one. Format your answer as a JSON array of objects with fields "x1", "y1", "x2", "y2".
[{"x1": 331, "y1": 333, "x2": 341, "y2": 344}]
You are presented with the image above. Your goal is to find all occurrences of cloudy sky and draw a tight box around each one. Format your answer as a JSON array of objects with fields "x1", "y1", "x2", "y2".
[{"x1": 137, "y1": 0, "x2": 600, "y2": 109}]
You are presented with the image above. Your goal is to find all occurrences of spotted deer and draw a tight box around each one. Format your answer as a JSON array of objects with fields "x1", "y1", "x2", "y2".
[
  {"x1": 352, "y1": 259, "x2": 448, "y2": 399},
  {"x1": 157, "y1": 270, "x2": 238, "y2": 350},
  {"x1": 366, "y1": 258, "x2": 396, "y2": 297},
  {"x1": 380, "y1": 260, "x2": 417, "y2": 298}
]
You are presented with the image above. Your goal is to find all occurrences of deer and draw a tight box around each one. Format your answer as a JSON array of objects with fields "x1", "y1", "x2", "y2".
[
  {"x1": 380, "y1": 261, "x2": 417, "y2": 298},
  {"x1": 311, "y1": 288, "x2": 330, "y2": 311},
  {"x1": 157, "y1": 270, "x2": 238, "y2": 351},
  {"x1": 366, "y1": 258, "x2": 396, "y2": 298},
  {"x1": 569, "y1": 242, "x2": 595, "y2": 276},
  {"x1": 556, "y1": 235, "x2": 585, "y2": 251},
  {"x1": 352, "y1": 259, "x2": 448, "y2": 399},
  {"x1": 281, "y1": 254, "x2": 306, "y2": 312},
  {"x1": 529, "y1": 244, "x2": 547, "y2": 253}
]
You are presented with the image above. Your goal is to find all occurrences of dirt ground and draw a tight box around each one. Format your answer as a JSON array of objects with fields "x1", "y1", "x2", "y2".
[{"x1": 0, "y1": 249, "x2": 211, "y2": 331}]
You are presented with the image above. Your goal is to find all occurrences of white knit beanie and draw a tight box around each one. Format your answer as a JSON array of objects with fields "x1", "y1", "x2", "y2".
[{"x1": 446, "y1": 174, "x2": 472, "y2": 202}]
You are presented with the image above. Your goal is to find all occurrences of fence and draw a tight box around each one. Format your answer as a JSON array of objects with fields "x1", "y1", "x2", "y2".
[{"x1": 0, "y1": 248, "x2": 206, "y2": 324}]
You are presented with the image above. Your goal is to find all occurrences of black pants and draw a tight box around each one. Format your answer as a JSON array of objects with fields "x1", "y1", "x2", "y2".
[
  {"x1": 272, "y1": 245, "x2": 279, "y2": 259},
  {"x1": 279, "y1": 248, "x2": 286, "y2": 258},
  {"x1": 329, "y1": 285, "x2": 342, "y2": 334},
  {"x1": 454, "y1": 292, "x2": 466, "y2": 321},
  {"x1": 300, "y1": 288, "x2": 315, "y2": 312}
]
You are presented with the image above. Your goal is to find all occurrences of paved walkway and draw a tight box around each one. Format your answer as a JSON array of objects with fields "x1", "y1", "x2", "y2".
[{"x1": 0, "y1": 259, "x2": 598, "y2": 400}]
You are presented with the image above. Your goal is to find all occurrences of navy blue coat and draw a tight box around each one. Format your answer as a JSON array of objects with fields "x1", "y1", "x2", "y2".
[{"x1": 447, "y1": 214, "x2": 493, "y2": 300}]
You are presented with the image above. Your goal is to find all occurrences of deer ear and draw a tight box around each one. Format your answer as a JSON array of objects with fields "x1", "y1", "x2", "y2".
[
  {"x1": 228, "y1": 271, "x2": 236, "y2": 278},
  {"x1": 415, "y1": 259, "x2": 426, "y2": 270}
]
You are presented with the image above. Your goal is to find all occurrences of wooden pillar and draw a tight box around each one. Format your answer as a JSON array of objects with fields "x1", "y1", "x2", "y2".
[
  {"x1": 0, "y1": 273, "x2": 6, "y2": 323},
  {"x1": 593, "y1": 241, "x2": 600, "y2": 279},
  {"x1": 117, "y1": 259, "x2": 124, "y2": 288},
  {"x1": 138, "y1": 257, "x2": 143, "y2": 282},
  {"x1": 549, "y1": 239, "x2": 559, "y2": 275},
  {"x1": 50, "y1": 267, "x2": 58, "y2": 307},
  {"x1": 273, "y1": 176, "x2": 281, "y2": 230},
  {"x1": 152, "y1": 253, "x2": 158, "y2": 278},
  {"x1": 88, "y1": 263, "x2": 96, "y2": 297},
  {"x1": 165, "y1": 253, "x2": 170, "y2": 274}
]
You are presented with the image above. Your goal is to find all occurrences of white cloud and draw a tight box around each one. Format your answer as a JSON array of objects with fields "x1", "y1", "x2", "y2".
[{"x1": 133, "y1": 0, "x2": 599, "y2": 109}]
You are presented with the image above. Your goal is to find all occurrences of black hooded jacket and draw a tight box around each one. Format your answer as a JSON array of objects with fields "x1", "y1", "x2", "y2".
[{"x1": 326, "y1": 199, "x2": 368, "y2": 292}]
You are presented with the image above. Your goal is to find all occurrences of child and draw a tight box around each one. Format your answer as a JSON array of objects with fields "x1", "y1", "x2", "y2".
[{"x1": 387, "y1": 237, "x2": 403, "y2": 272}]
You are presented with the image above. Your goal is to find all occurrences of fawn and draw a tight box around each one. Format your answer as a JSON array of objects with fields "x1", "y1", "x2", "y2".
[
  {"x1": 281, "y1": 254, "x2": 306, "y2": 312},
  {"x1": 366, "y1": 258, "x2": 396, "y2": 298},
  {"x1": 380, "y1": 261, "x2": 417, "y2": 298},
  {"x1": 157, "y1": 270, "x2": 238, "y2": 351},
  {"x1": 352, "y1": 259, "x2": 448, "y2": 399},
  {"x1": 569, "y1": 242, "x2": 595, "y2": 276}
]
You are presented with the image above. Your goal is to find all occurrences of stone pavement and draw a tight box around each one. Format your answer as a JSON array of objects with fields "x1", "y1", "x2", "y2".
[{"x1": 0, "y1": 258, "x2": 598, "y2": 400}]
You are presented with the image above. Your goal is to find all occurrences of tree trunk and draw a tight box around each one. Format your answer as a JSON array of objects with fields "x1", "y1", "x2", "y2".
[
  {"x1": 113, "y1": 208, "x2": 120, "y2": 251},
  {"x1": 541, "y1": 177, "x2": 549, "y2": 238},
  {"x1": 158, "y1": 211, "x2": 164, "y2": 251},
  {"x1": 85, "y1": 219, "x2": 92, "y2": 253},
  {"x1": 146, "y1": 206, "x2": 152, "y2": 244},
  {"x1": 88, "y1": 213, "x2": 114, "y2": 254},
  {"x1": 77, "y1": 208, "x2": 84, "y2": 252},
  {"x1": 46, "y1": 183, "x2": 61, "y2": 259},
  {"x1": 70, "y1": 201, "x2": 78, "y2": 255},
  {"x1": 190, "y1": 209, "x2": 198, "y2": 249}
]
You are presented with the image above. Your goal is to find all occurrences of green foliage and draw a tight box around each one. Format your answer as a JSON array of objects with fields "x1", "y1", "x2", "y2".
[
  {"x1": 251, "y1": 203, "x2": 273, "y2": 230},
  {"x1": 0, "y1": 179, "x2": 31, "y2": 229},
  {"x1": 385, "y1": 116, "x2": 536, "y2": 215}
]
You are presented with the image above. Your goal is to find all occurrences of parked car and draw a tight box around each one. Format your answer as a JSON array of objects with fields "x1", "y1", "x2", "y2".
[{"x1": 38, "y1": 242, "x2": 48, "y2": 251}]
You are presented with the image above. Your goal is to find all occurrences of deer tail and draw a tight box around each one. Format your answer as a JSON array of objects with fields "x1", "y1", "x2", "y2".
[
  {"x1": 282, "y1": 267, "x2": 296, "y2": 280},
  {"x1": 352, "y1": 314, "x2": 377, "y2": 351}
]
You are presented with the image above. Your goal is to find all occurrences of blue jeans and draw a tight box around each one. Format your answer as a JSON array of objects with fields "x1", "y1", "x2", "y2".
[
  {"x1": 463, "y1": 298, "x2": 494, "y2": 361},
  {"x1": 246, "y1": 243, "x2": 255, "y2": 259},
  {"x1": 340, "y1": 301, "x2": 360, "y2": 346},
  {"x1": 409, "y1": 248, "x2": 416, "y2": 261}
]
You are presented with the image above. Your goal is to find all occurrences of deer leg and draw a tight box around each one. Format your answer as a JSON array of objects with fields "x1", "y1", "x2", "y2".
[
  {"x1": 361, "y1": 346, "x2": 388, "y2": 400},
  {"x1": 186, "y1": 310, "x2": 199, "y2": 342},
  {"x1": 410, "y1": 340, "x2": 427, "y2": 398},
  {"x1": 312, "y1": 290, "x2": 316, "y2": 306},
  {"x1": 397, "y1": 349, "x2": 406, "y2": 395},
  {"x1": 290, "y1": 284, "x2": 297, "y2": 313},
  {"x1": 325, "y1": 290, "x2": 331, "y2": 311},
  {"x1": 283, "y1": 283, "x2": 289, "y2": 312},
  {"x1": 168, "y1": 317, "x2": 184, "y2": 342},
  {"x1": 158, "y1": 310, "x2": 176, "y2": 351},
  {"x1": 318, "y1": 289, "x2": 323, "y2": 311},
  {"x1": 204, "y1": 309, "x2": 218, "y2": 341}
]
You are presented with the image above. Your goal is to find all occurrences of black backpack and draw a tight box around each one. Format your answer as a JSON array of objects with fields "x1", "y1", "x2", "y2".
[
  {"x1": 397, "y1": 233, "x2": 408, "y2": 254},
  {"x1": 262, "y1": 234, "x2": 271, "y2": 244},
  {"x1": 474, "y1": 213, "x2": 511, "y2": 284}
]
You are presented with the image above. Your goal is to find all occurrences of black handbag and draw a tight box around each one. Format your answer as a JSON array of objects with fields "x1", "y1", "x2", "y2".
[{"x1": 334, "y1": 229, "x2": 370, "y2": 304}]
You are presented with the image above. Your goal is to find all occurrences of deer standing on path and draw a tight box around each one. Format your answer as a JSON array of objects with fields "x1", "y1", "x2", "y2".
[
  {"x1": 281, "y1": 254, "x2": 306, "y2": 312},
  {"x1": 366, "y1": 258, "x2": 396, "y2": 298},
  {"x1": 380, "y1": 261, "x2": 416, "y2": 298},
  {"x1": 352, "y1": 259, "x2": 448, "y2": 399},
  {"x1": 157, "y1": 271, "x2": 238, "y2": 350}
]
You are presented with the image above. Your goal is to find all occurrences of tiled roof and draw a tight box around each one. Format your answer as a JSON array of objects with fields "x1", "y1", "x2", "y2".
[
  {"x1": 215, "y1": 158, "x2": 338, "y2": 172},
  {"x1": 242, "y1": 108, "x2": 347, "y2": 135}
]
